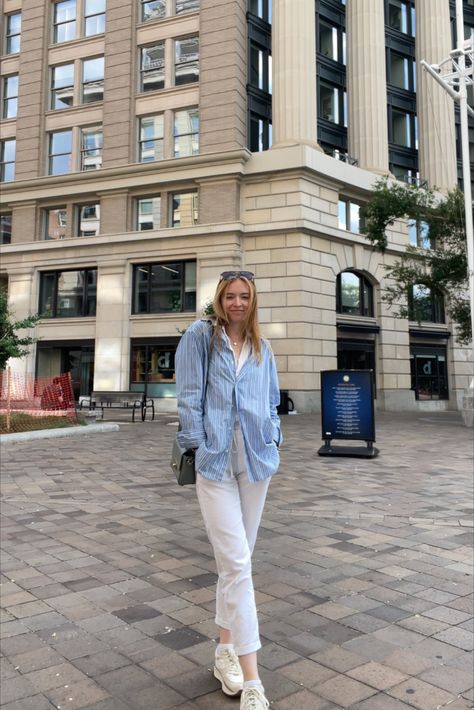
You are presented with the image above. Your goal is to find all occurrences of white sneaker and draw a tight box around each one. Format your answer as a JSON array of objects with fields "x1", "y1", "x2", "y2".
[
  {"x1": 213, "y1": 648, "x2": 243, "y2": 696},
  {"x1": 240, "y1": 686, "x2": 269, "y2": 710}
]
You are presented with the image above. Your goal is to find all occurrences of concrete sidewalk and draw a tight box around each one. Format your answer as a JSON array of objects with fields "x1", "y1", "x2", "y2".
[{"x1": 1, "y1": 411, "x2": 473, "y2": 709}]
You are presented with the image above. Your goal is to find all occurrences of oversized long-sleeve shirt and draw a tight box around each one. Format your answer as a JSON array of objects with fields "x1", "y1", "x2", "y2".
[{"x1": 175, "y1": 319, "x2": 282, "y2": 482}]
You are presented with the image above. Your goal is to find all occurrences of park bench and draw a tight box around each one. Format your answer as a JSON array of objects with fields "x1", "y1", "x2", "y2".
[{"x1": 82, "y1": 391, "x2": 155, "y2": 422}]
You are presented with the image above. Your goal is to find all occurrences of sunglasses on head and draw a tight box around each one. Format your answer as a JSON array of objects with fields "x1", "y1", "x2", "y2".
[{"x1": 219, "y1": 271, "x2": 255, "y2": 282}]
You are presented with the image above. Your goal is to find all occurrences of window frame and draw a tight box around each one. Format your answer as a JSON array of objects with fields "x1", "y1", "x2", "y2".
[
  {"x1": 136, "y1": 195, "x2": 162, "y2": 231},
  {"x1": 76, "y1": 203, "x2": 100, "y2": 237},
  {"x1": 39, "y1": 268, "x2": 98, "y2": 318},
  {"x1": 140, "y1": 0, "x2": 166, "y2": 22},
  {"x1": 408, "y1": 284, "x2": 445, "y2": 324},
  {"x1": 50, "y1": 62, "x2": 75, "y2": 110},
  {"x1": 6, "y1": 12, "x2": 21, "y2": 54},
  {"x1": 138, "y1": 114, "x2": 164, "y2": 163},
  {"x1": 2, "y1": 75, "x2": 19, "y2": 119},
  {"x1": 81, "y1": 56, "x2": 105, "y2": 104},
  {"x1": 84, "y1": 0, "x2": 106, "y2": 36},
  {"x1": 80, "y1": 126, "x2": 103, "y2": 171},
  {"x1": 173, "y1": 107, "x2": 199, "y2": 158},
  {"x1": 0, "y1": 138, "x2": 16, "y2": 182},
  {"x1": 338, "y1": 197, "x2": 365, "y2": 234},
  {"x1": 336, "y1": 271, "x2": 374, "y2": 318},
  {"x1": 140, "y1": 43, "x2": 165, "y2": 93},
  {"x1": 131, "y1": 260, "x2": 197, "y2": 315},
  {"x1": 0, "y1": 212, "x2": 12, "y2": 244},
  {"x1": 48, "y1": 129, "x2": 73, "y2": 176},
  {"x1": 174, "y1": 35, "x2": 199, "y2": 86},
  {"x1": 43, "y1": 207, "x2": 68, "y2": 240},
  {"x1": 53, "y1": 0, "x2": 77, "y2": 44},
  {"x1": 171, "y1": 191, "x2": 198, "y2": 227}
]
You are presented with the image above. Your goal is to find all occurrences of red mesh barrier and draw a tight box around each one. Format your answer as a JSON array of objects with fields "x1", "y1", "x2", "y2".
[{"x1": 0, "y1": 369, "x2": 78, "y2": 434}]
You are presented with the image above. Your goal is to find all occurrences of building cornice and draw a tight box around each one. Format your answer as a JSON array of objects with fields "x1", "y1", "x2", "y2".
[{"x1": 0, "y1": 150, "x2": 252, "y2": 205}]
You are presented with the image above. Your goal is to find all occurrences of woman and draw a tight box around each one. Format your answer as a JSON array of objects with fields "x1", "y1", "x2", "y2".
[{"x1": 175, "y1": 271, "x2": 282, "y2": 710}]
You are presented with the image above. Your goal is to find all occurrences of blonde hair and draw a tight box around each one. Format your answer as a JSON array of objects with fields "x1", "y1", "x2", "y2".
[{"x1": 211, "y1": 276, "x2": 262, "y2": 363}]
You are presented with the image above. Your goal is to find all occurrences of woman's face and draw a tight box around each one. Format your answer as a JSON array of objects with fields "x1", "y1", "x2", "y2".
[{"x1": 221, "y1": 278, "x2": 251, "y2": 326}]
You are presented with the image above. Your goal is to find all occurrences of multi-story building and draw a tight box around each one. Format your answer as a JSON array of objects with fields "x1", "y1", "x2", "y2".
[{"x1": 1, "y1": 0, "x2": 472, "y2": 412}]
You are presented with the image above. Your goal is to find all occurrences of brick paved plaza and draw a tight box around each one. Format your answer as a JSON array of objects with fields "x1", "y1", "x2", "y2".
[{"x1": 1, "y1": 411, "x2": 473, "y2": 710}]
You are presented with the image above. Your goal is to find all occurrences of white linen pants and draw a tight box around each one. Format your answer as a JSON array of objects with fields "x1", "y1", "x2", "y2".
[{"x1": 196, "y1": 433, "x2": 270, "y2": 656}]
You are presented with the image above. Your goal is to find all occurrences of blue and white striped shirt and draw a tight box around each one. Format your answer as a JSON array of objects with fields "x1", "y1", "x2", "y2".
[{"x1": 175, "y1": 319, "x2": 282, "y2": 482}]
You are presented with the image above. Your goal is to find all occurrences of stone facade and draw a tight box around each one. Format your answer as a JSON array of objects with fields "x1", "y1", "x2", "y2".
[{"x1": 0, "y1": 0, "x2": 471, "y2": 413}]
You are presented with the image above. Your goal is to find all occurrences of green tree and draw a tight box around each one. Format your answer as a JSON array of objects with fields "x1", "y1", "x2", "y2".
[
  {"x1": 0, "y1": 287, "x2": 40, "y2": 370},
  {"x1": 361, "y1": 179, "x2": 470, "y2": 344}
]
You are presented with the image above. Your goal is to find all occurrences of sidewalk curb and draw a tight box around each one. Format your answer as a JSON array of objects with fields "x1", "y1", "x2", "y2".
[{"x1": 0, "y1": 422, "x2": 120, "y2": 444}]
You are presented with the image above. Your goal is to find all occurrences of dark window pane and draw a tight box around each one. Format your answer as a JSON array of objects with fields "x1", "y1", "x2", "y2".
[
  {"x1": 0, "y1": 213, "x2": 12, "y2": 244},
  {"x1": 39, "y1": 273, "x2": 57, "y2": 316}
]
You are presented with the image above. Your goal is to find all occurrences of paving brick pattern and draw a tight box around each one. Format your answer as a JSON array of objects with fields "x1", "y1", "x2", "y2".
[{"x1": 1, "y1": 411, "x2": 473, "y2": 709}]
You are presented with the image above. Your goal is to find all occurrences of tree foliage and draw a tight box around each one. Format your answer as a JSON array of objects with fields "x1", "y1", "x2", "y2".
[
  {"x1": 0, "y1": 287, "x2": 40, "y2": 370},
  {"x1": 360, "y1": 179, "x2": 471, "y2": 344}
]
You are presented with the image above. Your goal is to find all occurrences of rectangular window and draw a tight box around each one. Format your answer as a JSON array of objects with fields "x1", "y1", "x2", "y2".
[
  {"x1": 171, "y1": 191, "x2": 198, "y2": 226},
  {"x1": 387, "y1": 0, "x2": 415, "y2": 37},
  {"x1": 319, "y1": 81, "x2": 346, "y2": 126},
  {"x1": 84, "y1": 0, "x2": 105, "y2": 36},
  {"x1": 338, "y1": 198, "x2": 363, "y2": 233},
  {"x1": 389, "y1": 51, "x2": 415, "y2": 91},
  {"x1": 6, "y1": 12, "x2": 21, "y2": 54},
  {"x1": 250, "y1": 42, "x2": 271, "y2": 92},
  {"x1": 81, "y1": 127, "x2": 103, "y2": 170},
  {"x1": 319, "y1": 21, "x2": 346, "y2": 65},
  {"x1": 0, "y1": 213, "x2": 12, "y2": 244},
  {"x1": 53, "y1": 0, "x2": 77, "y2": 43},
  {"x1": 44, "y1": 208, "x2": 68, "y2": 240},
  {"x1": 249, "y1": 0, "x2": 271, "y2": 22},
  {"x1": 141, "y1": 44, "x2": 165, "y2": 92},
  {"x1": 141, "y1": 0, "x2": 166, "y2": 21},
  {"x1": 139, "y1": 115, "x2": 164, "y2": 162},
  {"x1": 410, "y1": 347, "x2": 448, "y2": 401},
  {"x1": 2, "y1": 75, "x2": 18, "y2": 119},
  {"x1": 1, "y1": 139, "x2": 16, "y2": 182},
  {"x1": 249, "y1": 115, "x2": 272, "y2": 153},
  {"x1": 82, "y1": 57, "x2": 104, "y2": 103},
  {"x1": 391, "y1": 109, "x2": 416, "y2": 148},
  {"x1": 51, "y1": 63, "x2": 75, "y2": 110},
  {"x1": 175, "y1": 36, "x2": 199, "y2": 85},
  {"x1": 176, "y1": 0, "x2": 199, "y2": 13},
  {"x1": 136, "y1": 196, "x2": 161, "y2": 230},
  {"x1": 174, "y1": 108, "x2": 199, "y2": 157},
  {"x1": 408, "y1": 220, "x2": 432, "y2": 249},
  {"x1": 77, "y1": 204, "x2": 100, "y2": 236},
  {"x1": 48, "y1": 130, "x2": 72, "y2": 175},
  {"x1": 39, "y1": 269, "x2": 97, "y2": 318},
  {"x1": 132, "y1": 261, "x2": 197, "y2": 314}
]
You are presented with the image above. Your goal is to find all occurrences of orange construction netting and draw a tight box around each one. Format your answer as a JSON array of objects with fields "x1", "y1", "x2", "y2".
[{"x1": 0, "y1": 369, "x2": 78, "y2": 434}]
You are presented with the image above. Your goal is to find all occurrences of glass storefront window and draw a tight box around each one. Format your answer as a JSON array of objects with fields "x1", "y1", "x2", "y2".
[
  {"x1": 410, "y1": 347, "x2": 448, "y2": 400},
  {"x1": 131, "y1": 340, "x2": 179, "y2": 397}
]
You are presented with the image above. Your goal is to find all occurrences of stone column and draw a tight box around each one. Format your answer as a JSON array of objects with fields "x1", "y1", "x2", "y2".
[
  {"x1": 415, "y1": 0, "x2": 457, "y2": 191},
  {"x1": 346, "y1": 0, "x2": 389, "y2": 173},
  {"x1": 93, "y1": 262, "x2": 129, "y2": 391},
  {"x1": 272, "y1": 0, "x2": 320, "y2": 147},
  {"x1": 5, "y1": 269, "x2": 36, "y2": 377}
]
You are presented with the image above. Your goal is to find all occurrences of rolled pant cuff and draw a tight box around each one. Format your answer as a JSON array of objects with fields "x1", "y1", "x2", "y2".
[{"x1": 234, "y1": 640, "x2": 262, "y2": 656}]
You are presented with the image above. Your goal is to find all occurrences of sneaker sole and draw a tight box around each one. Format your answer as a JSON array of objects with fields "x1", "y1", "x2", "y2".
[{"x1": 213, "y1": 667, "x2": 243, "y2": 697}]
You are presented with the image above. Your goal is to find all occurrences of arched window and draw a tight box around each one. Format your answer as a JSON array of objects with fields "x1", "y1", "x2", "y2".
[
  {"x1": 336, "y1": 271, "x2": 374, "y2": 317},
  {"x1": 408, "y1": 284, "x2": 444, "y2": 323}
]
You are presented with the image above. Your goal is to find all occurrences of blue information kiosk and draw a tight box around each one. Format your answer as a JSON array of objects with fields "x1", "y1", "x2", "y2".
[{"x1": 318, "y1": 370, "x2": 379, "y2": 458}]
